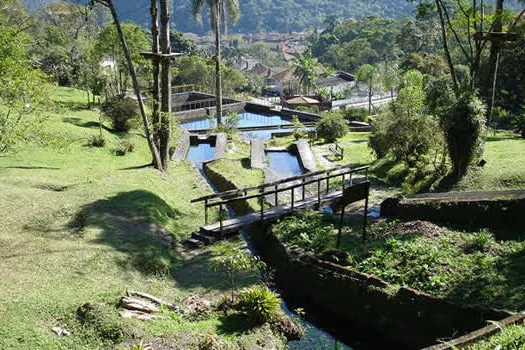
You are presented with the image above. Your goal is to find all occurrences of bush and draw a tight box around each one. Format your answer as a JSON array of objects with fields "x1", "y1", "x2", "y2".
[
  {"x1": 76, "y1": 302, "x2": 142, "y2": 343},
  {"x1": 344, "y1": 107, "x2": 369, "y2": 122},
  {"x1": 101, "y1": 96, "x2": 139, "y2": 132},
  {"x1": 89, "y1": 134, "x2": 106, "y2": 148},
  {"x1": 291, "y1": 116, "x2": 306, "y2": 140},
  {"x1": 236, "y1": 285, "x2": 281, "y2": 325},
  {"x1": 215, "y1": 112, "x2": 241, "y2": 139},
  {"x1": 272, "y1": 213, "x2": 333, "y2": 253},
  {"x1": 316, "y1": 113, "x2": 349, "y2": 142},
  {"x1": 116, "y1": 139, "x2": 136, "y2": 156},
  {"x1": 511, "y1": 109, "x2": 525, "y2": 138},
  {"x1": 443, "y1": 93, "x2": 486, "y2": 177}
]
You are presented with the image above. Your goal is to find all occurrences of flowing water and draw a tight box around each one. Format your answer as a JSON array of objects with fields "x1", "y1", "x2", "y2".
[{"x1": 182, "y1": 112, "x2": 357, "y2": 349}]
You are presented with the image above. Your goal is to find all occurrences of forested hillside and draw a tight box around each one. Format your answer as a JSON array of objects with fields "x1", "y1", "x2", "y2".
[{"x1": 25, "y1": 0, "x2": 415, "y2": 33}]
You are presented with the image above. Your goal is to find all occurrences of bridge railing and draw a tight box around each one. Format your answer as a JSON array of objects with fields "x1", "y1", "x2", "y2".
[{"x1": 191, "y1": 163, "x2": 370, "y2": 232}]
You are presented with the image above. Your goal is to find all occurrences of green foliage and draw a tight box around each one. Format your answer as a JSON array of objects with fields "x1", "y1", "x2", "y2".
[
  {"x1": 469, "y1": 323, "x2": 525, "y2": 349},
  {"x1": 236, "y1": 285, "x2": 281, "y2": 325},
  {"x1": 316, "y1": 113, "x2": 349, "y2": 143},
  {"x1": 272, "y1": 213, "x2": 333, "y2": 254},
  {"x1": 316, "y1": 88, "x2": 345, "y2": 101},
  {"x1": 291, "y1": 116, "x2": 306, "y2": 140},
  {"x1": 101, "y1": 96, "x2": 139, "y2": 133},
  {"x1": 0, "y1": 26, "x2": 52, "y2": 152},
  {"x1": 116, "y1": 139, "x2": 136, "y2": 156},
  {"x1": 511, "y1": 107, "x2": 525, "y2": 138},
  {"x1": 292, "y1": 50, "x2": 320, "y2": 94},
  {"x1": 215, "y1": 113, "x2": 241, "y2": 139},
  {"x1": 173, "y1": 56, "x2": 247, "y2": 95},
  {"x1": 444, "y1": 92, "x2": 486, "y2": 177},
  {"x1": 94, "y1": 23, "x2": 149, "y2": 96},
  {"x1": 76, "y1": 302, "x2": 142, "y2": 343},
  {"x1": 89, "y1": 135, "x2": 106, "y2": 148},
  {"x1": 369, "y1": 71, "x2": 445, "y2": 170},
  {"x1": 208, "y1": 243, "x2": 265, "y2": 302}
]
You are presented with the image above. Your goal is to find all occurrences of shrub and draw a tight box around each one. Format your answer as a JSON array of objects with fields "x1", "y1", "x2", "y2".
[
  {"x1": 344, "y1": 107, "x2": 369, "y2": 122},
  {"x1": 215, "y1": 112, "x2": 241, "y2": 139},
  {"x1": 511, "y1": 109, "x2": 525, "y2": 138},
  {"x1": 89, "y1": 134, "x2": 106, "y2": 148},
  {"x1": 272, "y1": 213, "x2": 333, "y2": 253},
  {"x1": 316, "y1": 113, "x2": 348, "y2": 142},
  {"x1": 291, "y1": 116, "x2": 306, "y2": 140},
  {"x1": 101, "y1": 96, "x2": 139, "y2": 132},
  {"x1": 76, "y1": 302, "x2": 142, "y2": 343},
  {"x1": 443, "y1": 92, "x2": 486, "y2": 177},
  {"x1": 236, "y1": 285, "x2": 281, "y2": 325},
  {"x1": 116, "y1": 139, "x2": 135, "y2": 156}
]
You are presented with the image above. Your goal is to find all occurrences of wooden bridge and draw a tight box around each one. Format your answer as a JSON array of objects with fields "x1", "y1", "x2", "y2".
[{"x1": 186, "y1": 164, "x2": 370, "y2": 247}]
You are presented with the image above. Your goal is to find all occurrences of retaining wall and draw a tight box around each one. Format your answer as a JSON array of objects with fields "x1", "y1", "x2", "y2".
[
  {"x1": 381, "y1": 190, "x2": 525, "y2": 230},
  {"x1": 246, "y1": 222, "x2": 513, "y2": 349},
  {"x1": 203, "y1": 160, "x2": 255, "y2": 215}
]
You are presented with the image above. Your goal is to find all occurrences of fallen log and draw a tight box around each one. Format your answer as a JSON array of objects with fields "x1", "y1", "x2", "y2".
[
  {"x1": 127, "y1": 290, "x2": 178, "y2": 311},
  {"x1": 120, "y1": 296, "x2": 159, "y2": 313},
  {"x1": 120, "y1": 309, "x2": 170, "y2": 321}
]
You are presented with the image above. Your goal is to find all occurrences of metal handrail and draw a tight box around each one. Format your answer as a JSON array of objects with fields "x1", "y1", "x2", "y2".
[
  {"x1": 199, "y1": 164, "x2": 370, "y2": 229},
  {"x1": 192, "y1": 164, "x2": 370, "y2": 203}
]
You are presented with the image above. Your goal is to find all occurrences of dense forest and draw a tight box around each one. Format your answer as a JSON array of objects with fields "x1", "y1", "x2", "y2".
[{"x1": 25, "y1": 0, "x2": 414, "y2": 33}]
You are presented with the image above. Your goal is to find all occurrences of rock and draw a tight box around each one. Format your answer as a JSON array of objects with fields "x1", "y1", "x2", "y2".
[
  {"x1": 120, "y1": 296, "x2": 159, "y2": 313},
  {"x1": 51, "y1": 327, "x2": 71, "y2": 336}
]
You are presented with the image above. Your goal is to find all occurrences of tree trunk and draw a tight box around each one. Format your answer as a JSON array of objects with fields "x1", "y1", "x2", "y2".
[
  {"x1": 151, "y1": 0, "x2": 161, "y2": 153},
  {"x1": 436, "y1": 0, "x2": 459, "y2": 94},
  {"x1": 368, "y1": 84, "x2": 372, "y2": 115},
  {"x1": 159, "y1": 0, "x2": 172, "y2": 171},
  {"x1": 483, "y1": 0, "x2": 504, "y2": 119},
  {"x1": 98, "y1": 0, "x2": 162, "y2": 169},
  {"x1": 214, "y1": 1, "x2": 223, "y2": 126}
]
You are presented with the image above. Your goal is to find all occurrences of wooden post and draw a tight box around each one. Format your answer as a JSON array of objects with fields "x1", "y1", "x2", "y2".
[
  {"x1": 302, "y1": 177, "x2": 306, "y2": 201},
  {"x1": 159, "y1": 0, "x2": 172, "y2": 170},
  {"x1": 326, "y1": 172, "x2": 330, "y2": 193},
  {"x1": 205, "y1": 199, "x2": 208, "y2": 225},
  {"x1": 336, "y1": 204, "x2": 345, "y2": 249},
  {"x1": 219, "y1": 203, "x2": 224, "y2": 240},
  {"x1": 291, "y1": 188, "x2": 295, "y2": 211},
  {"x1": 342, "y1": 174, "x2": 345, "y2": 190},
  {"x1": 274, "y1": 185, "x2": 278, "y2": 206},
  {"x1": 317, "y1": 179, "x2": 321, "y2": 208},
  {"x1": 362, "y1": 195, "x2": 369, "y2": 242}
]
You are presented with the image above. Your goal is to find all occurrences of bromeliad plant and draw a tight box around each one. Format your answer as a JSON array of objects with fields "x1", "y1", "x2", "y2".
[{"x1": 208, "y1": 243, "x2": 266, "y2": 303}]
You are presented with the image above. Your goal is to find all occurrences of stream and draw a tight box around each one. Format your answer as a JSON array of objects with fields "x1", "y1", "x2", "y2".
[{"x1": 183, "y1": 113, "x2": 355, "y2": 349}]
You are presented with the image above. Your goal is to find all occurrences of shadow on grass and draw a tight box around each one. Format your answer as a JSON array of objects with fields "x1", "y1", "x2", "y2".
[
  {"x1": 174, "y1": 244, "x2": 258, "y2": 292},
  {"x1": 4, "y1": 166, "x2": 60, "y2": 170},
  {"x1": 216, "y1": 313, "x2": 252, "y2": 335},
  {"x1": 71, "y1": 190, "x2": 185, "y2": 278},
  {"x1": 63, "y1": 117, "x2": 115, "y2": 133},
  {"x1": 444, "y1": 246, "x2": 525, "y2": 311}
]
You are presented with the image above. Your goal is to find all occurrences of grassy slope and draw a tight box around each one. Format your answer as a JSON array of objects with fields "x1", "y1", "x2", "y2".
[{"x1": 0, "y1": 88, "x2": 260, "y2": 349}]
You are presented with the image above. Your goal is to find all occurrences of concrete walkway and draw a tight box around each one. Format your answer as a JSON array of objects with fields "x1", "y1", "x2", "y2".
[
  {"x1": 295, "y1": 139, "x2": 317, "y2": 173},
  {"x1": 250, "y1": 139, "x2": 266, "y2": 169}
]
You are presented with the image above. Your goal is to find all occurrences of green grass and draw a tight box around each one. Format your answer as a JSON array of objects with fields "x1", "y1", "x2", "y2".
[
  {"x1": 467, "y1": 322, "x2": 525, "y2": 349},
  {"x1": 454, "y1": 132, "x2": 525, "y2": 191},
  {"x1": 0, "y1": 87, "x2": 272, "y2": 349}
]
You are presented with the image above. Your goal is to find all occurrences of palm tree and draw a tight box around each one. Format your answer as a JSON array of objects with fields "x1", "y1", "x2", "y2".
[
  {"x1": 292, "y1": 50, "x2": 320, "y2": 95},
  {"x1": 192, "y1": 0, "x2": 239, "y2": 126}
]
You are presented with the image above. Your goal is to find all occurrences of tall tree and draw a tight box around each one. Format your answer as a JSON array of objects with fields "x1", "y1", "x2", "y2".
[
  {"x1": 92, "y1": 0, "x2": 163, "y2": 170},
  {"x1": 292, "y1": 50, "x2": 320, "y2": 95},
  {"x1": 192, "y1": 0, "x2": 240, "y2": 125},
  {"x1": 356, "y1": 64, "x2": 380, "y2": 115}
]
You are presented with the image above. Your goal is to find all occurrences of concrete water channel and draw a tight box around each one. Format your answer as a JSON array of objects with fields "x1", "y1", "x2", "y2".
[{"x1": 178, "y1": 107, "x2": 356, "y2": 349}]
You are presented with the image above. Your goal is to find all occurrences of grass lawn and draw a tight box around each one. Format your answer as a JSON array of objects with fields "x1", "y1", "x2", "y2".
[
  {"x1": 454, "y1": 132, "x2": 525, "y2": 191},
  {"x1": 0, "y1": 87, "x2": 271, "y2": 349}
]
